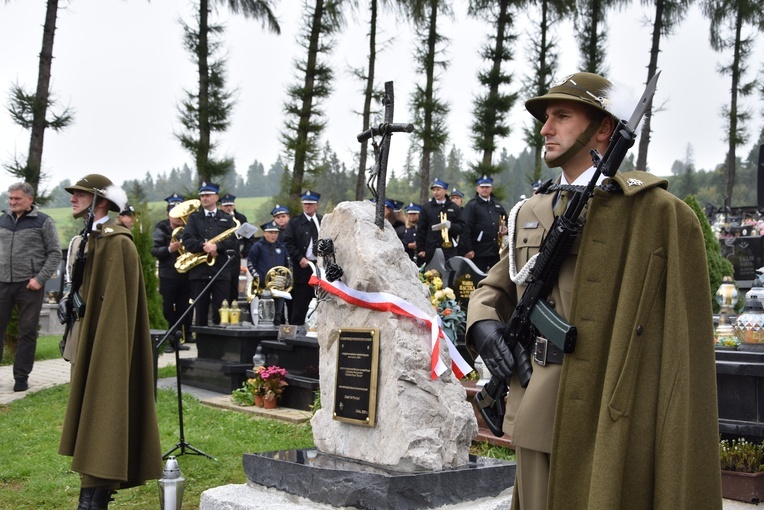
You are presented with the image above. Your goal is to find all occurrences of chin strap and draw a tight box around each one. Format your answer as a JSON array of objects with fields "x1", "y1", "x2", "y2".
[{"x1": 545, "y1": 119, "x2": 601, "y2": 168}]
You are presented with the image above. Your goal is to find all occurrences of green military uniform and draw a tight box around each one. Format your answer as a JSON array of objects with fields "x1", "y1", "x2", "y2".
[
  {"x1": 59, "y1": 220, "x2": 163, "y2": 488},
  {"x1": 467, "y1": 171, "x2": 722, "y2": 509}
]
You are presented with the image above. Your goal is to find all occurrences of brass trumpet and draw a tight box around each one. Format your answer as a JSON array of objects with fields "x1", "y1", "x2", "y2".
[
  {"x1": 440, "y1": 212, "x2": 453, "y2": 248},
  {"x1": 174, "y1": 217, "x2": 241, "y2": 273},
  {"x1": 168, "y1": 199, "x2": 201, "y2": 255},
  {"x1": 246, "y1": 266, "x2": 294, "y2": 302}
]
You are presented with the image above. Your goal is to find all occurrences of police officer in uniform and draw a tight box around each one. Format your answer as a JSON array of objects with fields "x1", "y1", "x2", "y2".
[
  {"x1": 460, "y1": 176, "x2": 508, "y2": 272},
  {"x1": 416, "y1": 178, "x2": 465, "y2": 264},
  {"x1": 402, "y1": 202, "x2": 421, "y2": 262},
  {"x1": 181, "y1": 182, "x2": 238, "y2": 326},
  {"x1": 271, "y1": 204, "x2": 291, "y2": 242},
  {"x1": 449, "y1": 188, "x2": 465, "y2": 208},
  {"x1": 283, "y1": 190, "x2": 322, "y2": 325},
  {"x1": 151, "y1": 193, "x2": 191, "y2": 350},
  {"x1": 220, "y1": 193, "x2": 251, "y2": 303}
]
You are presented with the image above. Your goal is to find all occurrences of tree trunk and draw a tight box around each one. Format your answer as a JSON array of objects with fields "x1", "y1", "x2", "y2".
[
  {"x1": 355, "y1": 0, "x2": 378, "y2": 201},
  {"x1": 419, "y1": 0, "x2": 439, "y2": 205},
  {"x1": 725, "y1": 7, "x2": 743, "y2": 207},
  {"x1": 533, "y1": 0, "x2": 550, "y2": 181},
  {"x1": 291, "y1": 0, "x2": 325, "y2": 202},
  {"x1": 27, "y1": 0, "x2": 59, "y2": 195},
  {"x1": 636, "y1": 0, "x2": 664, "y2": 172},
  {"x1": 197, "y1": 0, "x2": 211, "y2": 184},
  {"x1": 480, "y1": 0, "x2": 509, "y2": 170}
]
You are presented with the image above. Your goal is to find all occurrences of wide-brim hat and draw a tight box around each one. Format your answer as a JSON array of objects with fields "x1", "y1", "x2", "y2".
[
  {"x1": 525, "y1": 72, "x2": 613, "y2": 124},
  {"x1": 65, "y1": 174, "x2": 127, "y2": 213}
]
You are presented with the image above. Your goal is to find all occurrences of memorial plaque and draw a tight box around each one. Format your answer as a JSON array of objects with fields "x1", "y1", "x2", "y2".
[{"x1": 333, "y1": 328, "x2": 380, "y2": 426}]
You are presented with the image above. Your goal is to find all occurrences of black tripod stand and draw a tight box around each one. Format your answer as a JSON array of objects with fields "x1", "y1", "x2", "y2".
[{"x1": 156, "y1": 250, "x2": 238, "y2": 461}]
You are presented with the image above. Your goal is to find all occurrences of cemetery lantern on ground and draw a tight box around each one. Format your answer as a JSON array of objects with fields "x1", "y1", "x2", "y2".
[{"x1": 715, "y1": 276, "x2": 739, "y2": 345}]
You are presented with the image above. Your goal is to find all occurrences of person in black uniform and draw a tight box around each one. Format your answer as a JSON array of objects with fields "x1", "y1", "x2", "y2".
[
  {"x1": 151, "y1": 193, "x2": 191, "y2": 350},
  {"x1": 416, "y1": 178, "x2": 465, "y2": 264},
  {"x1": 271, "y1": 204, "x2": 291, "y2": 243},
  {"x1": 220, "y1": 193, "x2": 251, "y2": 303},
  {"x1": 460, "y1": 175, "x2": 508, "y2": 272},
  {"x1": 384, "y1": 199, "x2": 406, "y2": 241},
  {"x1": 181, "y1": 182, "x2": 238, "y2": 326},
  {"x1": 402, "y1": 202, "x2": 421, "y2": 262},
  {"x1": 283, "y1": 190, "x2": 322, "y2": 325},
  {"x1": 449, "y1": 188, "x2": 465, "y2": 208}
]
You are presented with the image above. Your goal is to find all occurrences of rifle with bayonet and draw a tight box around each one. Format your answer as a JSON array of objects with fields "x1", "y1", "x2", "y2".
[
  {"x1": 58, "y1": 191, "x2": 97, "y2": 358},
  {"x1": 474, "y1": 72, "x2": 661, "y2": 437}
]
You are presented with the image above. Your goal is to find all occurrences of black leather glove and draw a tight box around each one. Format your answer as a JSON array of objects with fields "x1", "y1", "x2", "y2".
[
  {"x1": 57, "y1": 296, "x2": 70, "y2": 325},
  {"x1": 468, "y1": 320, "x2": 515, "y2": 380}
]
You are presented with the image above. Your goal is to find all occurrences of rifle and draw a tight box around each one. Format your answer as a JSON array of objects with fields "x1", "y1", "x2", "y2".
[
  {"x1": 58, "y1": 191, "x2": 97, "y2": 358},
  {"x1": 474, "y1": 72, "x2": 661, "y2": 437}
]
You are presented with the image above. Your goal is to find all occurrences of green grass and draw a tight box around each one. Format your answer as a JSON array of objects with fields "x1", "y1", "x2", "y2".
[
  {"x1": 1, "y1": 335, "x2": 62, "y2": 366},
  {"x1": 469, "y1": 441, "x2": 515, "y2": 461},
  {"x1": 0, "y1": 384, "x2": 314, "y2": 509}
]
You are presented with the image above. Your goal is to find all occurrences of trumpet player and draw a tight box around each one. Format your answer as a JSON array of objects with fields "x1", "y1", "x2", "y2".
[
  {"x1": 416, "y1": 178, "x2": 465, "y2": 264},
  {"x1": 150, "y1": 193, "x2": 191, "y2": 350},
  {"x1": 459, "y1": 175, "x2": 508, "y2": 272},
  {"x1": 247, "y1": 221, "x2": 292, "y2": 325},
  {"x1": 181, "y1": 182, "x2": 238, "y2": 326}
]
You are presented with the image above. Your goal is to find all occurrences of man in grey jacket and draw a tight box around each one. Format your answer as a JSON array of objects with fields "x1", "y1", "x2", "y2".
[{"x1": 0, "y1": 182, "x2": 61, "y2": 392}]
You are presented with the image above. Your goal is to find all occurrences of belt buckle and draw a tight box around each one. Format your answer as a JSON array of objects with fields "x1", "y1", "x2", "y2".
[{"x1": 534, "y1": 337, "x2": 548, "y2": 367}]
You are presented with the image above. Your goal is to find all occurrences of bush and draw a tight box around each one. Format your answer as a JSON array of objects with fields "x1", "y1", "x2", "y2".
[
  {"x1": 720, "y1": 438, "x2": 764, "y2": 473},
  {"x1": 684, "y1": 194, "x2": 734, "y2": 313}
]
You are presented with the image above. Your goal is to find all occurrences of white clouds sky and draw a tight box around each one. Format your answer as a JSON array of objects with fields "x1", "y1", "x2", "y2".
[{"x1": 0, "y1": 1, "x2": 762, "y2": 196}]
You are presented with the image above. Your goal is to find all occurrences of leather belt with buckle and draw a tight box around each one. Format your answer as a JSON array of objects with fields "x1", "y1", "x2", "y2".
[{"x1": 533, "y1": 337, "x2": 564, "y2": 367}]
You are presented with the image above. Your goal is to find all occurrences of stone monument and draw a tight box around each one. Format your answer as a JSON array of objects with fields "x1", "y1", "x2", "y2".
[
  {"x1": 202, "y1": 201, "x2": 515, "y2": 509},
  {"x1": 310, "y1": 201, "x2": 476, "y2": 471}
]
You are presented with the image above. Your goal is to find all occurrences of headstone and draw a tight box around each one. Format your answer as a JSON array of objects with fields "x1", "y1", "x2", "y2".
[
  {"x1": 311, "y1": 201, "x2": 477, "y2": 471},
  {"x1": 444, "y1": 256, "x2": 487, "y2": 312}
]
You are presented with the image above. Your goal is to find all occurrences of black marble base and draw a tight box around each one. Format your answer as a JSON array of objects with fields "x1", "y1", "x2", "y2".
[
  {"x1": 180, "y1": 325, "x2": 280, "y2": 394},
  {"x1": 717, "y1": 349, "x2": 764, "y2": 442},
  {"x1": 179, "y1": 358, "x2": 251, "y2": 394},
  {"x1": 243, "y1": 449, "x2": 515, "y2": 510},
  {"x1": 250, "y1": 334, "x2": 320, "y2": 411}
]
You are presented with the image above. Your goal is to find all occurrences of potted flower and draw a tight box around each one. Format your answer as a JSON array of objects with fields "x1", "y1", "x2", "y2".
[
  {"x1": 256, "y1": 365, "x2": 289, "y2": 409},
  {"x1": 231, "y1": 376, "x2": 264, "y2": 407},
  {"x1": 720, "y1": 438, "x2": 764, "y2": 503}
]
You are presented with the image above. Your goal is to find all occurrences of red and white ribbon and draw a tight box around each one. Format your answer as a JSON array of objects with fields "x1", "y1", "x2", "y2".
[{"x1": 308, "y1": 275, "x2": 472, "y2": 379}]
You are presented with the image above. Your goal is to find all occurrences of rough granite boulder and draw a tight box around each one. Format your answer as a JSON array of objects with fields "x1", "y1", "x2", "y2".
[{"x1": 310, "y1": 201, "x2": 477, "y2": 472}]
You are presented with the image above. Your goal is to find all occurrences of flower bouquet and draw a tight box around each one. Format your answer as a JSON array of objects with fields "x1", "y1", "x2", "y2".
[
  {"x1": 256, "y1": 365, "x2": 289, "y2": 407},
  {"x1": 419, "y1": 267, "x2": 466, "y2": 343}
]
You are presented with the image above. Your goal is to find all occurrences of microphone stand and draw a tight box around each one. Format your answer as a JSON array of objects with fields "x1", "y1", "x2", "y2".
[{"x1": 155, "y1": 250, "x2": 238, "y2": 460}]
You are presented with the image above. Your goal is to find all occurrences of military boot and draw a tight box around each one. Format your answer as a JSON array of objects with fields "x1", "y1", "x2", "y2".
[{"x1": 76, "y1": 487, "x2": 115, "y2": 510}]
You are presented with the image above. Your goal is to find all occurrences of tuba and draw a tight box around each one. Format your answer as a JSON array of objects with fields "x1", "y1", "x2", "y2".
[
  {"x1": 440, "y1": 212, "x2": 453, "y2": 248},
  {"x1": 174, "y1": 216, "x2": 241, "y2": 273},
  {"x1": 169, "y1": 199, "x2": 201, "y2": 255},
  {"x1": 247, "y1": 266, "x2": 293, "y2": 302}
]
